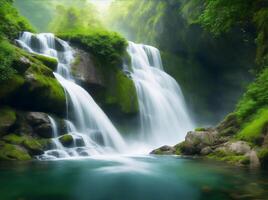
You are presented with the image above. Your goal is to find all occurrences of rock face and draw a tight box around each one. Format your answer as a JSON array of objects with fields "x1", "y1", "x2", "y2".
[{"x1": 72, "y1": 48, "x2": 104, "y2": 89}]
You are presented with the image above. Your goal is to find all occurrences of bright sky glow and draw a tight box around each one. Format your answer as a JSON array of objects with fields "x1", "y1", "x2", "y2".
[{"x1": 89, "y1": 0, "x2": 113, "y2": 12}]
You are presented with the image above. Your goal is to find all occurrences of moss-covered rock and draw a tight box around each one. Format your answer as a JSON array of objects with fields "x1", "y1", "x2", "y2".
[
  {"x1": 3, "y1": 133, "x2": 44, "y2": 155},
  {"x1": 0, "y1": 107, "x2": 16, "y2": 135},
  {"x1": 31, "y1": 54, "x2": 58, "y2": 71},
  {"x1": 258, "y1": 148, "x2": 268, "y2": 168},
  {"x1": 0, "y1": 142, "x2": 31, "y2": 161},
  {"x1": 59, "y1": 134, "x2": 74, "y2": 147}
]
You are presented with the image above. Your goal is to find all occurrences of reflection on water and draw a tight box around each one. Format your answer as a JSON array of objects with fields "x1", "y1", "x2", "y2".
[{"x1": 0, "y1": 156, "x2": 268, "y2": 200}]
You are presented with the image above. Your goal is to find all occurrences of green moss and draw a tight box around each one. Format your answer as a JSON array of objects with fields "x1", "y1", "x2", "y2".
[
  {"x1": 0, "y1": 107, "x2": 16, "y2": 134},
  {"x1": 0, "y1": 0, "x2": 34, "y2": 40},
  {"x1": 115, "y1": 71, "x2": 138, "y2": 114},
  {"x1": 59, "y1": 134, "x2": 74, "y2": 147},
  {"x1": 3, "y1": 134, "x2": 44, "y2": 155},
  {"x1": 3, "y1": 134, "x2": 24, "y2": 145},
  {"x1": 208, "y1": 149, "x2": 250, "y2": 165},
  {"x1": 59, "y1": 30, "x2": 128, "y2": 68},
  {"x1": 22, "y1": 71, "x2": 66, "y2": 115},
  {"x1": 237, "y1": 108, "x2": 268, "y2": 143},
  {"x1": 0, "y1": 39, "x2": 17, "y2": 82},
  {"x1": 0, "y1": 74, "x2": 25, "y2": 100},
  {"x1": 31, "y1": 54, "x2": 58, "y2": 71},
  {"x1": 0, "y1": 142, "x2": 31, "y2": 161},
  {"x1": 236, "y1": 68, "x2": 268, "y2": 120},
  {"x1": 195, "y1": 127, "x2": 206, "y2": 132}
]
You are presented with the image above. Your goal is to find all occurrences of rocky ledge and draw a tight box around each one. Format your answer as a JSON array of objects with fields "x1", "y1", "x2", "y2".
[{"x1": 151, "y1": 128, "x2": 265, "y2": 168}]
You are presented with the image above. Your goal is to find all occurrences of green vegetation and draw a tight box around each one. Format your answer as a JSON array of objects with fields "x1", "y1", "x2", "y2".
[
  {"x1": 31, "y1": 54, "x2": 58, "y2": 71},
  {"x1": 59, "y1": 31, "x2": 127, "y2": 67},
  {"x1": 0, "y1": 107, "x2": 16, "y2": 134},
  {"x1": 0, "y1": 0, "x2": 33, "y2": 40},
  {"x1": 0, "y1": 39, "x2": 17, "y2": 82},
  {"x1": 109, "y1": 0, "x2": 255, "y2": 124},
  {"x1": 0, "y1": 141, "x2": 31, "y2": 161},
  {"x1": 237, "y1": 108, "x2": 268, "y2": 143},
  {"x1": 236, "y1": 68, "x2": 268, "y2": 120},
  {"x1": 208, "y1": 149, "x2": 250, "y2": 165}
]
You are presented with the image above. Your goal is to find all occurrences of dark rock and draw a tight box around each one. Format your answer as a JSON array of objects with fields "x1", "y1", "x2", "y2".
[
  {"x1": 0, "y1": 107, "x2": 16, "y2": 135},
  {"x1": 26, "y1": 112, "x2": 50, "y2": 126},
  {"x1": 13, "y1": 56, "x2": 31, "y2": 73},
  {"x1": 150, "y1": 145, "x2": 175, "y2": 155},
  {"x1": 26, "y1": 112, "x2": 53, "y2": 138}
]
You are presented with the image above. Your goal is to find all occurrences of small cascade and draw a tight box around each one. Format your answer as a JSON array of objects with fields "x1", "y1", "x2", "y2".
[
  {"x1": 127, "y1": 42, "x2": 194, "y2": 148},
  {"x1": 17, "y1": 32, "x2": 126, "y2": 160}
]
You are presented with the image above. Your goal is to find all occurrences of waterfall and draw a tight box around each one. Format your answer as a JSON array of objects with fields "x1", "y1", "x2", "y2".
[
  {"x1": 127, "y1": 42, "x2": 194, "y2": 148},
  {"x1": 17, "y1": 32, "x2": 126, "y2": 160}
]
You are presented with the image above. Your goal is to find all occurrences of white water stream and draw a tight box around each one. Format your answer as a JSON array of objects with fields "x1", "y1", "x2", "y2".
[
  {"x1": 127, "y1": 42, "x2": 194, "y2": 148},
  {"x1": 17, "y1": 32, "x2": 126, "y2": 160},
  {"x1": 16, "y1": 32, "x2": 193, "y2": 159}
]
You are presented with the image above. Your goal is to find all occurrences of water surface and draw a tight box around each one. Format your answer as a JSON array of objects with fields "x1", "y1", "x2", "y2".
[{"x1": 0, "y1": 156, "x2": 268, "y2": 200}]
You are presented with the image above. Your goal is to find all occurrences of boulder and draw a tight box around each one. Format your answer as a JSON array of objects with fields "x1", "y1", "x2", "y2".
[
  {"x1": 0, "y1": 142, "x2": 31, "y2": 161},
  {"x1": 180, "y1": 130, "x2": 219, "y2": 155},
  {"x1": 150, "y1": 145, "x2": 175, "y2": 155},
  {"x1": 26, "y1": 112, "x2": 53, "y2": 138},
  {"x1": 227, "y1": 141, "x2": 251, "y2": 155},
  {"x1": 59, "y1": 134, "x2": 74, "y2": 147}
]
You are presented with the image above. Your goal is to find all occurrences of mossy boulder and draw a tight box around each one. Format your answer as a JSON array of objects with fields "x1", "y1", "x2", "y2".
[
  {"x1": 0, "y1": 107, "x2": 16, "y2": 135},
  {"x1": 3, "y1": 134, "x2": 44, "y2": 155},
  {"x1": 59, "y1": 134, "x2": 74, "y2": 147},
  {"x1": 0, "y1": 142, "x2": 31, "y2": 161},
  {"x1": 21, "y1": 72, "x2": 66, "y2": 116},
  {"x1": 150, "y1": 145, "x2": 176, "y2": 155},
  {"x1": 31, "y1": 54, "x2": 58, "y2": 71}
]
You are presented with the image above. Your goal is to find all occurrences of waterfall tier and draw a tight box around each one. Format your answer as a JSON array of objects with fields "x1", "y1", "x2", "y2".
[
  {"x1": 17, "y1": 32, "x2": 126, "y2": 160},
  {"x1": 127, "y1": 42, "x2": 194, "y2": 148}
]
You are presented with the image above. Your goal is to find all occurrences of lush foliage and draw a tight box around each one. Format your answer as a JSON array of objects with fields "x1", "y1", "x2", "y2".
[
  {"x1": 109, "y1": 0, "x2": 255, "y2": 124},
  {"x1": 0, "y1": 0, "x2": 33, "y2": 40},
  {"x1": 60, "y1": 31, "x2": 127, "y2": 67},
  {"x1": 0, "y1": 39, "x2": 17, "y2": 82},
  {"x1": 236, "y1": 68, "x2": 268, "y2": 120}
]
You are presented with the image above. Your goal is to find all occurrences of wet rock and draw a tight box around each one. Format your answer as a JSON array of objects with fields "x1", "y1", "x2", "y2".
[
  {"x1": 150, "y1": 145, "x2": 175, "y2": 155},
  {"x1": 59, "y1": 134, "x2": 74, "y2": 147},
  {"x1": 26, "y1": 112, "x2": 53, "y2": 138}
]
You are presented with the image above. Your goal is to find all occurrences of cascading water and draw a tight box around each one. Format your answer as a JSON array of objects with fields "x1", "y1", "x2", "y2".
[
  {"x1": 127, "y1": 42, "x2": 194, "y2": 148},
  {"x1": 16, "y1": 32, "x2": 126, "y2": 159}
]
